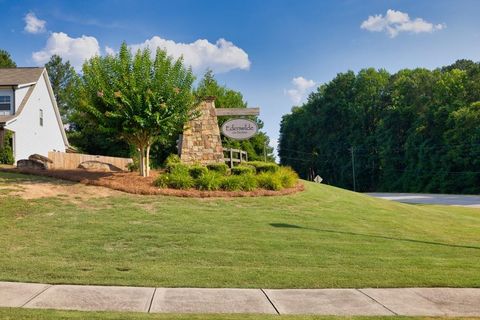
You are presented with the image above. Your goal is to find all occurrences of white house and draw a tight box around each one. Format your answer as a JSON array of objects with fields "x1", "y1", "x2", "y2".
[{"x1": 0, "y1": 67, "x2": 70, "y2": 163}]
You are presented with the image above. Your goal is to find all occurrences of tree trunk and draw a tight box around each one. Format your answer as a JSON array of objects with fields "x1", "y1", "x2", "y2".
[
  {"x1": 146, "y1": 144, "x2": 151, "y2": 177},
  {"x1": 139, "y1": 147, "x2": 145, "y2": 177}
]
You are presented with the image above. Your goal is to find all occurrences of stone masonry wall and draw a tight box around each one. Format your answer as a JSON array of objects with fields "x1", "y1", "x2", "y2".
[{"x1": 180, "y1": 98, "x2": 224, "y2": 165}]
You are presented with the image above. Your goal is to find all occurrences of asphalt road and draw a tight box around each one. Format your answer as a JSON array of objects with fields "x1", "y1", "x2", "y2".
[{"x1": 366, "y1": 193, "x2": 480, "y2": 207}]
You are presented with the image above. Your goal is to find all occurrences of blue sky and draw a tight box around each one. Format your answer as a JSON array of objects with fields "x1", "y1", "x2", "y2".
[{"x1": 2, "y1": 0, "x2": 480, "y2": 156}]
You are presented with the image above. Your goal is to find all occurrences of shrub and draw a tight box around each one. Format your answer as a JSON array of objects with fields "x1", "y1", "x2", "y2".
[
  {"x1": 220, "y1": 175, "x2": 243, "y2": 191},
  {"x1": 154, "y1": 174, "x2": 170, "y2": 188},
  {"x1": 167, "y1": 163, "x2": 189, "y2": 174},
  {"x1": 0, "y1": 131, "x2": 14, "y2": 165},
  {"x1": 276, "y1": 166, "x2": 299, "y2": 188},
  {"x1": 168, "y1": 173, "x2": 194, "y2": 189},
  {"x1": 206, "y1": 163, "x2": 229, "y2": 175},
  {"x1": 189, "y1": 165, "x2": 208, "y2": 179},
  {"x1": 195, "y1": 171, "x2": 222, "y2": 191},
  {"x1": 238, "y1": 174, "x2": 258, "y2": 191},
  {"x1": 127, "y1": 160, "x2": 139, "y2": 172},
  {"x1": 221, "y1": 173, "x2": 258, "y2": 191},
  {"x1": 155, "y1": 159, "x2": 296, "y2": 192},
  {"x1": 248, "y1": 161, "x2": 279, "y2": 174},
  {"x1": 0, "y1": 146, "x2": 14, "y2": 165},
  {"x1": 169, "y1": 172, "x2": 194, "y2": 189},
  {"x1": 165, "y1": 154, "x2": 181, "y2": 165},
  {"x1": 164, "y1": 154, "x2": 181, "y2": 172},
  {"x1": 231, "y1": 165, "x2": 256, "y2": 175},
  {"x1": 154, "y1": 170, "x2": 194, "y2": 189},
  {"x1": 256, "y1": 172, "x2": 283, "y2": 191}
]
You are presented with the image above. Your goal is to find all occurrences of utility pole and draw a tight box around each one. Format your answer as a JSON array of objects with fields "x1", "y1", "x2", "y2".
[
  {"x1": 350, "y1": 146, "x2": 356, "y2": 192},
  {"x1": 263, "y1": 141, "x2": 267, "y2": 162}
]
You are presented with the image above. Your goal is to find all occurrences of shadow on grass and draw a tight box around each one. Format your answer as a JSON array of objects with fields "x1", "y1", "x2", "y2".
[{"x1": 269, "y1": 223, "x2": 480, "y2": 250}]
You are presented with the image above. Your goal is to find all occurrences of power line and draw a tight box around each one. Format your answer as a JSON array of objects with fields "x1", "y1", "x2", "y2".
[
  {"x1": 385, "y1": 169, "x2": 480, "y2": 175},
  {"x1": 280, "y1": 141, "x2": 480, "y2": 157},
  {"x1": 350, "y1": 146, "x2": 356, "y2": 191},
  {"x1": 278, "y1": 148, "x2": 318, "y2": 156},
  {"x1": 280, "y1": 156, "x2": 312, "y2": 163}
]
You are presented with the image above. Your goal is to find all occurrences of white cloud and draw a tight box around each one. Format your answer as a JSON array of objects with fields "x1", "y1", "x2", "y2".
[
  {"x1": 32, "y1": 32, "x2": 100, "y2": 70},
  {"x1": 24, "y1": 12, "x2": 46, "y2": 34},
  {"x1": 285, "y1": 76, "x2": 316, "y2": 105},
  {"x1": 361, "y1": 9, "x2": 445, "y2": 38},
  {"x1": 32, "y1": 34, "x2": 249, "y2": 73},
  {"x1": 129, "y1": 36, "x2": 250, "y2": 73},
  {"x1": 104, "y1": 46, "x2": 115, "y2": 56}
]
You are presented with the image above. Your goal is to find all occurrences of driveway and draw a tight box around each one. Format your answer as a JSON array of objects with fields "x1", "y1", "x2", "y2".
[{"x1": 366, "y1": 193, "x2": 480, "y2": 207}]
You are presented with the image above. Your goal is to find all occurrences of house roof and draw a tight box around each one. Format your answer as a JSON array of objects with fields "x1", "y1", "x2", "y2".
[{"x1": 0, "y1": 67, "x2": 44, "y2": 86}]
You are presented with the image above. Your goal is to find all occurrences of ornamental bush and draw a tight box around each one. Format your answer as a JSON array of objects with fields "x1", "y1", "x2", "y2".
[
  {"x1": 189, "y1": 165, "x2": 208, "y2": 179},
  {"x1": 238, "y1": 174, "x2": 258, "y2": 191},
  {"x1": 206, "y1": 163, "x2": 229, "y2": 175},
  {"x1": 155, "y1": 167, "x2": 194, "y2": 189},
  {"x1": 155, "y1": 154, "x2": 298, "y2": 192},
  {"x1": 0, "y1": 131, "x2": 14, "y2": 165},
  {"x1": 154, "y1": 174, "x2": 169, "y2": 188},
  {"x1": 164, "y1": 154, "x2": 181, "y2": 172},
  {"x1": 195, "y1": 171, "x2": 222, "y2": 191},
  {"x1": 256, "y1": 172, "x2": 283, "y2": 191},
  {"x1": 127, "y1": 161, "x2": 139, "y2": 172},
  {"x1": 0, "y1": 146, "x2": 14, "y2": 165},
  {"x1": 220, "y1": 175, "x2": 243, "y2": 191},
  {"x1": 167, "y1": 163, "x2": 189, "y2": 175},
  {"x1": 276, "y1": 166, "x2": 299, "y2": 188},
  {"x1": 231, "y1": 165, "x2": 256, "y2": 175},
  {"x1": 247, "y1": 161, "x2": 279, "y2": 173},
  {"x1": 221, "y1": 174, "x2": 259, "y2": 191}
]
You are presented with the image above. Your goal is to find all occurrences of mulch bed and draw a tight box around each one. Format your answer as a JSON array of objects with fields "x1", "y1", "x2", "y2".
[{"x1": 1, "y1": 168, "x2": 304, "y2": 198}]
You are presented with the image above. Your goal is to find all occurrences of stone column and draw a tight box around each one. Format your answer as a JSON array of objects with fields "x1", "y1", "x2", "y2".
[{"x1": 179, "y1": 98, "x2": 224, "y2": 165}]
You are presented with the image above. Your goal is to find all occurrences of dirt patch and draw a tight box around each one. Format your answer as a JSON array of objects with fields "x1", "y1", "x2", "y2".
[
  {"x1": 13, "y1": 182, "x2": 121, "y2": 200},
  {"x1": 1, "y1": 168, "x2": 304, "y2": 198},
  {"x1": 0, "y1": 173, "x2": 123, "y2": 200}
]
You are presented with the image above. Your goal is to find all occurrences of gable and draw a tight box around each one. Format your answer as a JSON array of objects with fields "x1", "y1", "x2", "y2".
[{"x1": 0, "y1": 69, "x2": 70, "y2": 148}]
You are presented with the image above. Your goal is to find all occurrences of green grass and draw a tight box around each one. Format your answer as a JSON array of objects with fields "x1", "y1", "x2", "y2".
[
  {"x1": 0, "y1": 171, "x2": 479, "y2": 288},
  {"x1": 1, "y1": 309, "x2": 476, "y2": 320}
]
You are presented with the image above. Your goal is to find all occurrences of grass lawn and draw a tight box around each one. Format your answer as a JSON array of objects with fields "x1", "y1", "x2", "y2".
[
  {"x1": 0, "y1": 171, "x2": 479, "y2": 288},
  {"x1": 1, "y1": 309, "x2": 478, "y2": 320}
]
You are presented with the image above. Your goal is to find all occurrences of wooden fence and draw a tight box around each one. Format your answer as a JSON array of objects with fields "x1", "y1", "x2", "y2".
[
  {"x1": 223, "y1": 148, "x2": 248, "y2": 168},
  {"x1": 48, "y1": 151, "x2": 133, "y2": 171}
]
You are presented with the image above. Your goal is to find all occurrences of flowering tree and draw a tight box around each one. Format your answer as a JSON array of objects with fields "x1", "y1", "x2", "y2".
[{"x1": 80, "y1": 43, "x2": 195, "y2": 176}]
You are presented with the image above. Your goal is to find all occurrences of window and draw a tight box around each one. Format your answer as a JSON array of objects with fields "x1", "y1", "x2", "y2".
[
  {"x1": 39, "y1": 109, "x2": 44, "y2": 126},
  {"x1": 0, "y1": 96, "x2": 11, "y2": 111}
]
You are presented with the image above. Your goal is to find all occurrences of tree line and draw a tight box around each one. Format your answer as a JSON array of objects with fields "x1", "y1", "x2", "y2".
[
  {"x1": 1, "y1": 46, "x2": 274, "y2": 174},
  {"x1": 279, "y1": 60, "x2": 480, "y2": 194}
]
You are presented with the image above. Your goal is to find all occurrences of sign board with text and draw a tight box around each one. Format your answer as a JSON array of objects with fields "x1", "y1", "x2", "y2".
[{"x1": 221, "y1": 118, "x2": 258, "y2": 140}]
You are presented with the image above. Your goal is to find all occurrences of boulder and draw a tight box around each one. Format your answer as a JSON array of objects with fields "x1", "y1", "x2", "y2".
[
  {"x1": 17, "y1": 159, "x2": 47, "y2": 170},
  {"x1": 28, "y1": 154, "x2": 53, "y2": 169},
  {"x1": 78, "y1": 160, "x2": 121, "y2": 172}
]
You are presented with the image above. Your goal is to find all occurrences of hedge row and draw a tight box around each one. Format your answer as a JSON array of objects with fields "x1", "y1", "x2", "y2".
[{"x1": 155, "y1": 156, "x2": 298, "y2": 191}]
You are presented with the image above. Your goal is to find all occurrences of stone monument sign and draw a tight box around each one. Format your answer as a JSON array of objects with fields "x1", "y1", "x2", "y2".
[{"x1": 179, "y1": 97, "x2": 259, "y2": 165}]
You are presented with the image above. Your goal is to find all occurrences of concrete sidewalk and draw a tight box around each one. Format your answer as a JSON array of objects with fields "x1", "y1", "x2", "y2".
[{"x1": 1, "y1": 281, "x2": 480, "y2": 316}]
